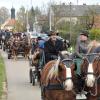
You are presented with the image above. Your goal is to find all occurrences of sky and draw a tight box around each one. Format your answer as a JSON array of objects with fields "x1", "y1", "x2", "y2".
[{"x1": 0, "y1": 0, "x2": 100, "y2": 11}]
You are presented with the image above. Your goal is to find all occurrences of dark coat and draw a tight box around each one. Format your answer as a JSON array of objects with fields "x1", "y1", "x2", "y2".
[{"x1": 44, "y1": 38, "x2": 64, "y2": 63}]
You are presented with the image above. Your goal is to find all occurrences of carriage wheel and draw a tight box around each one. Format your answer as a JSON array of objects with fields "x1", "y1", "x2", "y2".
[
  {"x1": 41, "y1": 86, "x2": 45, "y2": 100},
  {"x1": 3, "y1": 45, "x2": 5, "y2": 51},
  {"x1": 37, "y1": 71, "x2": 41, "y2": 82},
  {"x1": 29, "y1": 69, "x2": 32, "y2": 83},
  {"x1": 0, "y1": 44, "x2": 2, "y2": 49},
  {"x1": 32, "y1": 74, "x2": 35, "y2": 86},
  {"x1": 29, "y1": 58, "x2": 32, "y2": 66},
  {"x1": 8, "y1": 54, "x2": 11, "y2": 59}
]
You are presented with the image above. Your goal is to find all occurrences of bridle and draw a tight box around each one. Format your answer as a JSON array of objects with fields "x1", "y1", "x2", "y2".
[{"x1": 82, "y1": 55, "x2": 100, "y2": 96}]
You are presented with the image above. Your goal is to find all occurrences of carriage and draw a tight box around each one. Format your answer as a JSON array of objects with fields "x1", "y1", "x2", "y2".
[
  {"x1": 7, "y1": 41, "x2": 25, "y2": 59},
  {"x1": 29, "y1": 48, "x2": 45, "y2": 86},
  {"x1": 7, "y1": 33, "x2": 30, "y2": 59}
]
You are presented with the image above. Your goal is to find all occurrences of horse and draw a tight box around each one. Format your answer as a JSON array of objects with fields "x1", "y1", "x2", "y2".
[
  {"x1": 11, "y1": 40, "x2": 19, "y2": 60},
  {"x1": 87, "y1": 40, "x2": 100, "y2": 53},
  {"x1": 81, "y1": 54, "x2": 100, "y2": 100},
  {"x1": 40, "y1": 57, "x2": 76, "y2": 100}
]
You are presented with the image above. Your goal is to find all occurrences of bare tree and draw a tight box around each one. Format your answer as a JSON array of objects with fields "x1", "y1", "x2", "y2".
[
  {"x1": 16, "y1": 6, "x2": 27, "y2": 32},
  {"x1": 0, "y1": 7, "x2": 10, "y2": 24}
]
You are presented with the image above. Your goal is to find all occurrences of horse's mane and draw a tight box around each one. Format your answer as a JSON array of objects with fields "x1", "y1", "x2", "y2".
[
  {"x1": 81, "y1": 58, "x2": 89, "y2": 74},
  {"x1": 41, "y1": 57, "x2": 64, "y2": 86},
  {"x1": 47, "y1": 57, "x2": 60, "y2": 80}
]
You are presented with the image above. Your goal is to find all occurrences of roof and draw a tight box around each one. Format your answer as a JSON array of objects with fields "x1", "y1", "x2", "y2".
[
  {"x1": 1, "y1": 18, "x2": 16, "y2": 30},
  {"x1": 5, "y1": 19, "x2": 16, "y2": 26},
  {"x1": 51, "y1": 4, "x2": 100, "y2": 17}
]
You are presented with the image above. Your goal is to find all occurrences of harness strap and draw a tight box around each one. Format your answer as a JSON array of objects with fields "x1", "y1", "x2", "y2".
[
  {"x1": 44, "y1": 84, "x2": 64, "y2": 90},
  {"x1": 87, "y1": 72, "x2": 95, "y2": 75},
  {"x1": 65, "y1": 77, "x2": 72, "y2": 80},
  {"x1": 97, "y1": 77, "x2": 100, "y2": 84}
]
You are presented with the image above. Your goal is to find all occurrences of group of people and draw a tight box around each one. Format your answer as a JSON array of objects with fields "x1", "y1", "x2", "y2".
[
  {"x1": 31, "y1": 31, "x2": 70, "y2": 64},
  {"x1": 31, "y1": 29, "x2": 100, "y2": 68}
]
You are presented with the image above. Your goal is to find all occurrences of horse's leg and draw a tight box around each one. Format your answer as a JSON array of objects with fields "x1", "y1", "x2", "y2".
[
  {"x1": 12, "y1": 50, "x2": 15, "y2": 60},
  {"x1": 24, "y1": 51, "x2": 27, "y2": 59},
  {"x1": 25, "y1": 50, "x2": 29, "y2": 60},
  {"x1": 13, "y1": 50, "x2": 17, "y2": 60},
  {"x1": 15, "y1": 51, "x2": 17, "y2": 60},
  {"x1": 87, "y1": 95, "x2": 97, "y2": 100},
  {"x1": 13, "y1": 51, "x2": 16, "y2": 60}
]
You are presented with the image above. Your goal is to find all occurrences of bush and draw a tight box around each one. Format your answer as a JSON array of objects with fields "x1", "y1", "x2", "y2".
[{"x1": 89, "y1": 29, "x2": 100, "y2": 40}]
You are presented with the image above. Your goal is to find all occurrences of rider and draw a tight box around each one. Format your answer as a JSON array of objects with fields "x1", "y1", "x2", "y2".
[
  {"x1": 37, "y1": 36, "x2": 45, "y2": 49},
  {"x1": 44, "y1": 31, "x2": 64, "y2": 63},
  {"x1": 71, "y1": 30, "x2": 89, "y2": 59},
  {"x1": 69, "y1": 30, "x2": 89, "y2": 99}
]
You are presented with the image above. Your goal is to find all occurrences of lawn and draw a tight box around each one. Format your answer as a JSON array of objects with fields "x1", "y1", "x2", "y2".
[{"x1": 0, "y1": 54, "x2": 6, "y2": 99}]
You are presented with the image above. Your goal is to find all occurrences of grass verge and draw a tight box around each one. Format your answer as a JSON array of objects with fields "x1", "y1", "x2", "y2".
[{"x1": 0, "y1": 54, "x2": 6, "y2": 99}]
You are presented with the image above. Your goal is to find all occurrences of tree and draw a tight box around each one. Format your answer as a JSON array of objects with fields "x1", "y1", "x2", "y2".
[
  {"x1": 79, "y1": 6, "x2": 97, "y2": 30},
  {"x1": 35, "y1": 6, "x2": 41, "y2": 16},
  {"x1": 28, "y1": 7, "x2": 35, "y2": 31},
  {"x1": 89, "y1": 29, "x2": 100, "y2": 40},
  {"x1": 16, "y1": 6, "x2": 27, "y2": 32},
  {"x1": 15, "y1": 20, "x2": 26, "y2": 32},
  {"x1": 0, "y1": 7, "x2": 10, "y2": 25}
]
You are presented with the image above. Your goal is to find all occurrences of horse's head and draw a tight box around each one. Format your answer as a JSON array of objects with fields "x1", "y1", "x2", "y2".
[
  {"x1": 93, "y1": 56, "x2": 100, "y2": 77},
  {"x1": 61, "y1": 59, "x2": 75, "y2": 91},
  {"x1": 45, "y1": 58, "x2": 75, "y2": 91},
  {"x1": 81, "y1": 54, "x2": 100, "y2": 87}
]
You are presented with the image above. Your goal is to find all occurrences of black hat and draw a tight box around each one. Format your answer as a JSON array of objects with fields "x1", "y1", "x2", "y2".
[
  {"x1": 37, "y1": 36, "x2": 42, "y2": 40},
  {"x1": 48, "y1": 31, "x2": 57, "y2": 36},
  {"x1": 80, "y1": 30, "x2": 89, "y2": 37}
]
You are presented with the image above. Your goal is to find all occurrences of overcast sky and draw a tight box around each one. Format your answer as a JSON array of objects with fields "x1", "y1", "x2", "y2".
[{"x1": 0, "y1": 0, "x2": 100, "y2": 11}]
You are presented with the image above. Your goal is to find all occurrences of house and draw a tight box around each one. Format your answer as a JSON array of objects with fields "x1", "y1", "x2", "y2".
[
  {"x1": 51, "y1": 3, "x2": 100, "y2": 28},
  {"x1": 1, "y1": 7, "x2": 16, "y2": 31}
]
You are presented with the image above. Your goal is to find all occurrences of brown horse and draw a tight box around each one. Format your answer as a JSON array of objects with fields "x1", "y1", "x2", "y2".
[
  {"x1": 24, "y1": 42, "x2": 31, "y2": 59},
  {"x1": 81, "y1": 54, "x2": 100, "y2": 100},
  {"x1": 11, "y1": 40, "x2": 19, "y2": 60},
  {"x1": 41, "y1": 57, "x2": 76, "y2": 100},
  {"x1": 87, "y1": 40, "x2": 100, "y2": 53}
]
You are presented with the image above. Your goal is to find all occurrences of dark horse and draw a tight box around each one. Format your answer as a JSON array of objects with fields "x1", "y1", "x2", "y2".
[
  {"x1": 81, "y1": 54, "x2": 100, "y2": 100},
  {"x1": 41, "y1": 57, "x2": 76, "y2": 100}
]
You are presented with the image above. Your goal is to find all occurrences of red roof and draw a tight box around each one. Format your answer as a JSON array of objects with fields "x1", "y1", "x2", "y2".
[{"x1": 5, "y1": 19, "x2": 16, "y2": 26}]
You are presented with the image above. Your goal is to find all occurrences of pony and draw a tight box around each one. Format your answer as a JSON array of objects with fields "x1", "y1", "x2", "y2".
[
  {"x1": 81, "y1": 54, "x2": 100, "y2": 100},
  {"x1": 40, "y1": 57, "x2": 76, "y2": 100}
]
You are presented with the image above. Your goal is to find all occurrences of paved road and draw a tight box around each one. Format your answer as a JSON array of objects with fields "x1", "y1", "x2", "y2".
[{"x1": 1, "y1": 50, "x2": 41, "y2": 100}]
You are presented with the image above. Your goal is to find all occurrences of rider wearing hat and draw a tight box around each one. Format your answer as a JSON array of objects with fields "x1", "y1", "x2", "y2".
[
  {"x1": 71, "y1": 30, "x2": 89, "y2": 59},
  {"x1": 76, "y1": 30, "x2": 89, "y2": 58},
  {"x1": 44, "y1": 31, "x2": 64, "y2": 63}
]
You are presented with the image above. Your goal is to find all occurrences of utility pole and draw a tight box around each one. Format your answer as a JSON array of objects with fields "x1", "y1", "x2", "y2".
[
  {"x1": 49, "y1": 0, "x2": 52, "y2": 31},
  {"x1": 77, "y1": 0, "x2": 78, "y2": 5},
  {"x1": 26, "y1": 6, "x2": 29, "y2": 33},
  {"x1": 69, "y1": 2, "x2": 72, "y2": 43}
]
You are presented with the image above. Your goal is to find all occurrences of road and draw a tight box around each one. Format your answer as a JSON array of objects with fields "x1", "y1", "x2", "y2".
[{"x1": 1, "y1": 50, "x2": 41, "y2": 100}]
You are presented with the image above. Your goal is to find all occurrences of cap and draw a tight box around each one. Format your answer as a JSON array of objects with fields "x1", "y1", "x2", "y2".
[{"x1": 80, "y1": 30, "x2": 89, "y2": 37}]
